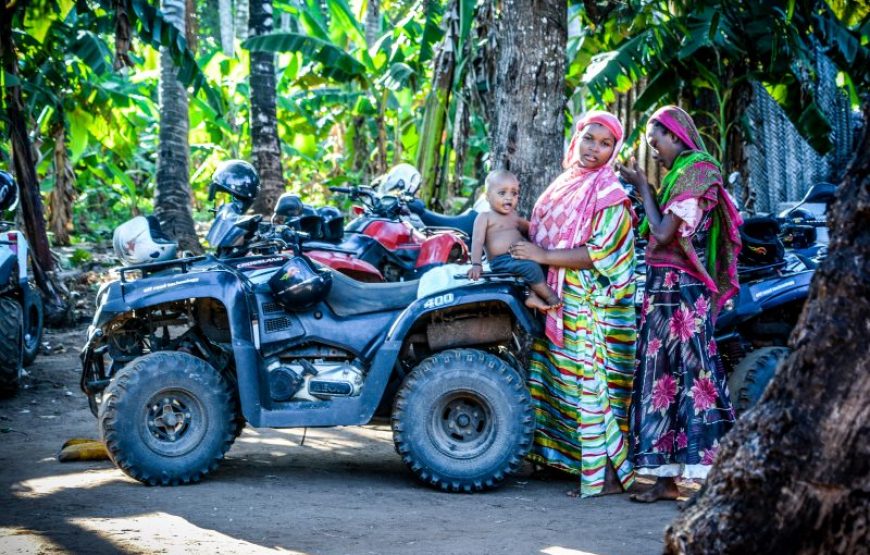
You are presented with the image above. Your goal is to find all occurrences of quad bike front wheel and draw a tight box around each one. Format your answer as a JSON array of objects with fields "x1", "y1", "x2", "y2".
[
  {"x1": 0, "y1": 297, "x2": 24, "y2": 397},
  {"x1": 22, "y1": 283, "x2": 44, "y2": 366},
  {"x1": 392, "y1": 348, "x2": 533, "y2": 492},
  {"x1": 99, "y1": 352, "x2": 237, "y2": 486}
]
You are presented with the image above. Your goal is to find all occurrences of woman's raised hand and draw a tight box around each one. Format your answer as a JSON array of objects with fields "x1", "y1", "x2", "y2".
[
  {"x1": 509, "y1": 240, "x2": 546, "y2": 263},
  {"x1": 615, "y1": 156, "x2": 647, "y2": 189}
]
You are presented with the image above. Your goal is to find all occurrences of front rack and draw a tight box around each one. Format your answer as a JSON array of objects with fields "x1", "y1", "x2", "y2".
[{"x1": 119, "y1": 255, "x2": 209, "y2": 283}]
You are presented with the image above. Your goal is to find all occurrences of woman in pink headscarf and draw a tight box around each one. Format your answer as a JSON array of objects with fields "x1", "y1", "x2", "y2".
[{"x1": 509, "y1": 111, "x2": 638, "y2": 497}]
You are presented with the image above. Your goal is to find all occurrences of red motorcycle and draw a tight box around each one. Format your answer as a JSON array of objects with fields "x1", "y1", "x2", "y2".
[{"x1": 285, "y1": 186, "x2": 469, "y2": 282}]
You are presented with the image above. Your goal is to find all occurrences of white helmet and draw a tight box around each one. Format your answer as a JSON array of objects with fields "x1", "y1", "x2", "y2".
[
  {"x1": 379, "y1": 163, "x2": 422, "y2": 196},
  {"x1": 113, "y1": 216, "x2": 178, "y2": 266}
]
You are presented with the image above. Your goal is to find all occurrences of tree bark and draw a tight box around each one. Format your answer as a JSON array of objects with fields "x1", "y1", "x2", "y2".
[
  {"x1": 664, "y1": 102, "x2": 870, "y2": 554},
  {"x1": 489, "y1": 0, "x2": 566, "y2": 217},
  {"x1": 248, "y1": 0, "x2": 285, "y2": 215},
  {"x1": 218, "y1": 0, "x2": 234, "y2": 57},
  {"x1": 235, "y1": 0, "x2": 249, "y2": 41},
  {"x1": 154, "y1": 0, "x2": 201, "y2": 254}
]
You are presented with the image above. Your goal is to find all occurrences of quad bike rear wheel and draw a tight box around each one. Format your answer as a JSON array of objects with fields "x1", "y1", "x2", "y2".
[
  {"x1": 728, "y1": 346, "x2": 791, "y2": 415},
  {"x1": 0, "y1": 297, "x2": 24, "y2": 396},
  {"x1": 22, "y1": 283, "x2": 44, "y2": 366},
  {"x1": 392, "y1": 348, "x2": 533, "y2": 492},
  {"x1": 99, "y1": 351, "x2": 237, "y2": 486}
]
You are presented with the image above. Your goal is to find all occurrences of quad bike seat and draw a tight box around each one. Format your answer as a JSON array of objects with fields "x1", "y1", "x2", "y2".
[
  {"x1": 326, "y1": 270, "x2": 419, "y2": 317},
  {"x1": 407, "y1": 199, "x2": 477, "y2": 237},
  {"x1": 739, "y1": 216, "x2": 785, "y2": 268}
]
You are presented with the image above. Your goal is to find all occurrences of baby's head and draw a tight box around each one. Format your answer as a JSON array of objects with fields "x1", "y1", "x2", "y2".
[
  {"x1": 485, "y1": 170, "x2": 520, "y2": 215},
  {"x1": 575, "y1": 122, "x2": 617, "y2": 169}
]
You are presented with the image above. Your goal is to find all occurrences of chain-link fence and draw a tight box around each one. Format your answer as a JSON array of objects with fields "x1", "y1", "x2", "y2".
[{"x1": 742, "y1": 50, "x2": 858, "y2": 214}]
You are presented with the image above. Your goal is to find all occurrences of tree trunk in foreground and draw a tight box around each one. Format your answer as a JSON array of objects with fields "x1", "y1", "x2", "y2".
[
  {"x1": 664, "y1": 103, "x2": 870, "y2": 554},
  {"x1": 489, "y1": 0, "x2": 566, "y2": 217},
  {"x1": 154, "y1": 0, "x2": 201, "y2": 253},
  {"x1": 248, "y1": 0, "x2": 285, "y2": 216}
]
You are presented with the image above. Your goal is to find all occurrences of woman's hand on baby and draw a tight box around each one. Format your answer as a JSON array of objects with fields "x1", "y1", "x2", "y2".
[
  {"x1": 509, "y1": 241, "x2": 545, "y2": 263},
  {"x1": 615, "y1": 156, "x2": 647, "y2": 189}
]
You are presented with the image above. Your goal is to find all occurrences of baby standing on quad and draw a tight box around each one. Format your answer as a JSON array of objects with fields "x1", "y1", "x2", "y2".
[{"x1": 467, "y1": 170, "x2": 562, "y2": 312}]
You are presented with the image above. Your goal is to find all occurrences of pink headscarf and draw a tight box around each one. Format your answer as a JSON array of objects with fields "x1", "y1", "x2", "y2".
[
  {"x1": 529, "y1": 111, "x2": 633, "y2": 347},
  {"x1": 649, "y1": 105, "x2": 704, "y2": 151}
]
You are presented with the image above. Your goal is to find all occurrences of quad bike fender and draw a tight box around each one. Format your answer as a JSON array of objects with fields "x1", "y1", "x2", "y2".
[
  {"x1": 715, "y1": 269, "x2": 813, "y2": 333},
  {"x1": 84, "y1": 269, "x2": 266, "y2": 423},
  {"x1": 0, "y1": 230, "x2": 27, "y2": 289},
  {"x1": 306, "y1": 250, "x2": 385, "y2": 281},
  {"x1": 0, "y1": 249, "x2": 15, "y2": 289},
  {"x1": 386, "y1": 282, "x2": 540, "y2": 341},
  {"x1": 415, "y1": 233, "x2": 467, "y2": 268},
  {"x1": 747, "y1": 269, "x2": 813, "y2": 311}
]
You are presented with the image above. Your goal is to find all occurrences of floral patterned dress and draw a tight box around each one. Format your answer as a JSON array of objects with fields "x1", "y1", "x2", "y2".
[{"x1": 629, "y1": 205, "x2": 735, "y2": 479}]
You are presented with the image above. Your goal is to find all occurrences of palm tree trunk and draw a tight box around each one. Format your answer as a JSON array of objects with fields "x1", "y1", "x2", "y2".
[
  {"x1": 248, "y1": 0, "x2": 285, "y2": 215},
  {"x1": 489, "y1": 0, "x2": 566, "y2": 217},
  {"x1": 154, "y1": 0, "x2": 201, "y2": 253},
  {"x1": 664, "y1": 102, "x2": 870, "y2": 553},
  {"x1": 235, "y1": 0, "x2": 249, "y2": 41},
  {"x1": 219, "y1": 0, "x2": 234, "y2": 57}
]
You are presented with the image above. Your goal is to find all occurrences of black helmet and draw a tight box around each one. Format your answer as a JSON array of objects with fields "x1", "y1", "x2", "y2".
[
  {"x1": 290, "y1": 205, "x2": 324, "y2": 240},
  {"x1": 739, "y1": 216, "x2": 785, "y2": 267},
  {"x1": 209, "y1": 160, "x2": 260, "y2": 205},
  {"x1": 318, "y1": 206, "x2": 344, "y2": 242},
  {"x1": 0, "y1": 171, "x2": 19, "y2": 212},
  {"x1": 268, "y1": 256, "x2": 333, "y2": 310},
  {"x1": 273, "y1": 193, "x2": 305, "y2": 221}
]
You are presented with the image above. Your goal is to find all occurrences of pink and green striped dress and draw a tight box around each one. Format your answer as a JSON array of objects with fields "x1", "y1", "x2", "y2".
[{"x1": 527, "y1": 203, "x2": 637, "y2": 497}]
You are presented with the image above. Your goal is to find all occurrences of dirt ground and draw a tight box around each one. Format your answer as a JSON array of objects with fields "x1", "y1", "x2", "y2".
[{"x1": 1, "y1": 326, "x2": 684, "y2": 555}]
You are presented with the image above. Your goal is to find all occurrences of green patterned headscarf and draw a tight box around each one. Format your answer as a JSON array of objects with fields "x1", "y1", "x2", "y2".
[{"x1": 641, "y1": 106, "x2": 743, "y2": 310}]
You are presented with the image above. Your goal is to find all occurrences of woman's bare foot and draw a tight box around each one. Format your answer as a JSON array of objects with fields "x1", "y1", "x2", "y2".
[
  {"x1": 629, "y1": 477, "x2": 680, "y2": 503},
  {"x1": 598, "y1": 460, "x2": 625, "y2": 496},
  {"x1": 566, "y1": 462, "x2": 624, "y2": 497}
]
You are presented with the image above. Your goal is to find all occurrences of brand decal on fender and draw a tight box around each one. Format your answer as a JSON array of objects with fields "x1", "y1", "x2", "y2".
[
  {"x1": 236, "y1": 257, "x2": 285, "y2": 269},
  {"x1": 143, "y1": 277, "x2": 200, "y2": 294}
]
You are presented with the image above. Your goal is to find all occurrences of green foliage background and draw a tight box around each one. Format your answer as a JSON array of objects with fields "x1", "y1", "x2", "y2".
[{"x1": 1, "y1": 0, "x2": 867, "y2": 244}]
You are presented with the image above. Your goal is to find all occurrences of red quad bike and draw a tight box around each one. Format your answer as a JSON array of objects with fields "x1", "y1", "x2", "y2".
[{"x1": 284, "y1": 186, "x2": 469, "y2": 282}]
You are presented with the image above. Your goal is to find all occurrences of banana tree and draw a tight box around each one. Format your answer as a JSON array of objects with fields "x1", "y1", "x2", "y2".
[
  {"x1": 243, "y1": 0, "x2": 442, "y2": 192},
  {"x1": 575, "y1": 0, "x2": 868, "y2": 173}
]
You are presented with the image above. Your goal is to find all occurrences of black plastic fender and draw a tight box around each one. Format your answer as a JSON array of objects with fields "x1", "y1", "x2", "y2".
[
  {"x1": 85, "y1": 262, "x2": 265, "y2": 424},
  {"x1": 0, "y1": 250, "x2": 14, "y2": 288},
  {"x1": 386, "y1": 282, "x2": 540, "y2": 341}
]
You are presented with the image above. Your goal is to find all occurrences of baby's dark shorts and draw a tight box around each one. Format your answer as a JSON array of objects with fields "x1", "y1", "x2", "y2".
[{"x1": 489, "y1": 253, "x2": 545, "y2": 285}]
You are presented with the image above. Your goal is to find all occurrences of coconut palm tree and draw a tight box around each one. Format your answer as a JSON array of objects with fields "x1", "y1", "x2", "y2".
[
  {"x1": 248, "y1": 0, "x2": 286, "y2": 215},
  {"x1": 154, "y1": 0, "x2": 201, "y2": 253}
]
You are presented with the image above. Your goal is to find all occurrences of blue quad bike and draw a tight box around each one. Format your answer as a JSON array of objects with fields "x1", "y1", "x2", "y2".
[
  {"x1": 80, "y1": 226, "x2": 539, "y2": 490},
  {"x1": 0, "y1": 174, "x2": 45, "y2": 395}
]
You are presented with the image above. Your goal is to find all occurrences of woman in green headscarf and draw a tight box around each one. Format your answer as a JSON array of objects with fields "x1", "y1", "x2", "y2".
[{"x1": 617, "y1": 105, "x2": 742, "y2": 503}]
